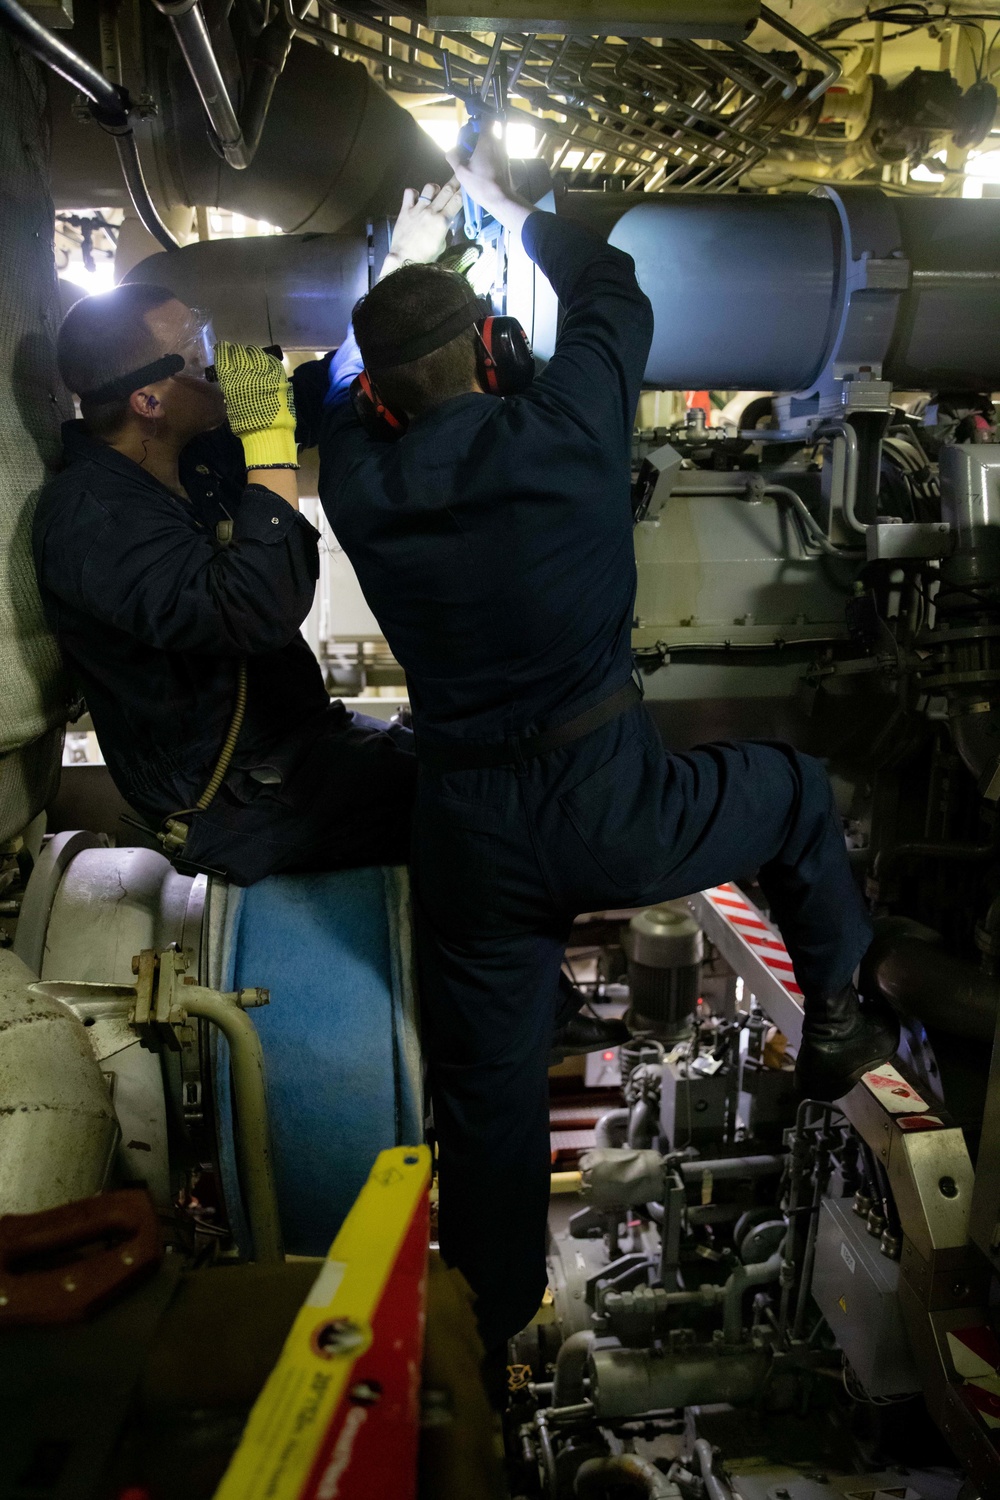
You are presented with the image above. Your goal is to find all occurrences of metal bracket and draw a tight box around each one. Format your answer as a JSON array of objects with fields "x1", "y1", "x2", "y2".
[
  {"x1": 774, "y1": 187, "x2": 909, "y2": 432},
  {"x1": 31, "y1": 949, "x2": 280, "y2": 1263}
]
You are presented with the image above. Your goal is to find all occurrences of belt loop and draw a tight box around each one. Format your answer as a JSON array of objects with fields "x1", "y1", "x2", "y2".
[{"x1": 509, "y1": 734, "x2": 528, "y2": 776}]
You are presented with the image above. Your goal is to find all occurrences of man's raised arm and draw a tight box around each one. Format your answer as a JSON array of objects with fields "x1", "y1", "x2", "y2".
[{"x1": 447, "y1": 132, "x2": 654, "y2": 448}]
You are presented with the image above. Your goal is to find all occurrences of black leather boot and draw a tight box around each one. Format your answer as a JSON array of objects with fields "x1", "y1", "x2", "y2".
[
  {"x1": 550, "y1": 972, "x2": 630, "y2": 1064},
  {"x1": 795, "y1": 983, "x2": 900, "y2": 1102},
  {"x1": 550, "y1": 1011, "x2": 631, "y2": 1065}
]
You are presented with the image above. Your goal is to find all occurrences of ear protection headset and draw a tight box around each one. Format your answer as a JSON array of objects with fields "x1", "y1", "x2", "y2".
[{"x1": 350, "y1": 290, "x2": 534, "y2": 441}]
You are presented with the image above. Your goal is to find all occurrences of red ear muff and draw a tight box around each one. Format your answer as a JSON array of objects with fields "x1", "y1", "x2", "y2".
[
  {"x1": 476, "y1": 317, "x2": 535, "y2": 398},
  {"x1": 350, "y1": 370, "x2": 408, "y2": 441}
]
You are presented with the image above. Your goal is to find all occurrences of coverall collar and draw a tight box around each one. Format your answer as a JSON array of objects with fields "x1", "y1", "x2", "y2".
[{"x1": 59, "y1": 419, "x2": 192, "y2": 504}]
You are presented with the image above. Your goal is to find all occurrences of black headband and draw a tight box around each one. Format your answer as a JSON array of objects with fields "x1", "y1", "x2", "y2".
[
  {"x1": 79, "y1": 353, "x2": 185, "y2": 405},
  {"x1": 363, "y1": 296, "x2": 484, "y2": 373}
]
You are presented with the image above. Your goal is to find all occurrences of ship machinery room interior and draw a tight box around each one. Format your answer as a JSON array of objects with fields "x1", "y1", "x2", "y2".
[{"x1": 4, "y1": 0, "x2": 1000, "y2": 1495}]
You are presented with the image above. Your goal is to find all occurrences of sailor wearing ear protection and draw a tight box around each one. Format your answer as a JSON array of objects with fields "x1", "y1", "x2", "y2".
[
  {"x1": 32, "y1": 282, "x2": 416, "y2": 885},
  {"x1": 316, "y1": 130, "x2": 892, "y2": 1387}
]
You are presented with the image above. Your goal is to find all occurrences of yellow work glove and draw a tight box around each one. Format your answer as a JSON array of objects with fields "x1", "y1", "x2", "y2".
[{"x1": 214, "y1": 342, "x2": 298, "y2": 469}]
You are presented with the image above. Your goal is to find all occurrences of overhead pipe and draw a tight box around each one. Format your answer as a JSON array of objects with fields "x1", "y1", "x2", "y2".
[
  {"x1": 0, "y1": 0, "x2": 122, "y2": 110},
  {"x1": 0, "y1": 0, "x2": 178, "y2": 248},
  {"x1": 108, "y1": 128, "x2": 181, "y2": 251},
  {"x1": 153, "y1": 0, "x2": 249, "y2": 168},
  {"x1": 152, "y1": 0, "x2": 293, "y2": 170}
]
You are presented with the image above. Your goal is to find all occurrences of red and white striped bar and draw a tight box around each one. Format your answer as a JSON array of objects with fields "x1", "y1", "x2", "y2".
[{"x1": 687, "y1": 884, "x2": 805, "y2": 1047}]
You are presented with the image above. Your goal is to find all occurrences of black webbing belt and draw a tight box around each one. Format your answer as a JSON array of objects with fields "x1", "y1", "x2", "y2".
[{"x1": 415, "y1": 678, "x2": 642, "y2": 773}]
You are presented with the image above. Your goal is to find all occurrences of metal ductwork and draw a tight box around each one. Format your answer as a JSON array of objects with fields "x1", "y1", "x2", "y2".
[
  {"x1": 47, "y1": 8, "x2": 449, "y2": 235},
  {"x1": 123, "y1": 181, "x2": 1000, "y2": 395},
  {"x1": 524, "y1": 188, "x2": 1000, "y2": 395}
]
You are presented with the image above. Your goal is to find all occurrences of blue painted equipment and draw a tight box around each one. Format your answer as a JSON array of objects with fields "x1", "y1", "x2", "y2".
[{"x1": 215, "y1": 866, "x2": 422, "y2": 1256}]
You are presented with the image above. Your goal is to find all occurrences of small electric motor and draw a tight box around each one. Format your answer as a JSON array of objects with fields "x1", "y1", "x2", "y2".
[{"x1": 625, "y1": 903, "x2": 703, "y2": 1041}]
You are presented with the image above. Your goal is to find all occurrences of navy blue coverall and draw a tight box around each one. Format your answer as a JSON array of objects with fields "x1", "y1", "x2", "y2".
[
  {"x1": 33, "y1": 422, "x2": 415, "y2": 884},
  {"x1": 318, "y1": 210, "x2": 873, "y2": 1351}
]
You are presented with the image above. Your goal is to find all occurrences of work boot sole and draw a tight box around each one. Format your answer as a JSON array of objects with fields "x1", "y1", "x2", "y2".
[{"x1": 794, "y1": 1003, "x2": 900, "y2": 1103}]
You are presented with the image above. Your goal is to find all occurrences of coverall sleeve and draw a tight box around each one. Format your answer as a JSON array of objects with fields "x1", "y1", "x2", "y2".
[
  {"x1": 520, "y1": 209, "x2": 654, "y2": 447},
  {"x1": 316, "y1": 327, "x2": 381, "y2": 500},
  {"x1": 75, "y1": 485, "x2": 320, "y2": 656}
]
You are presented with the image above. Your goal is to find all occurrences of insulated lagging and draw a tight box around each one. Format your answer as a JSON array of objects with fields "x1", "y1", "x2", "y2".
[{"x1": 214, "y1": 342, "x2": 298, "y2": 469}]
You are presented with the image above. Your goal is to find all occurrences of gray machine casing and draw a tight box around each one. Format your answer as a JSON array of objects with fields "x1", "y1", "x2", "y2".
[{"x1": 812, "y1": 1197, "x2": 920, "y2": 1397}]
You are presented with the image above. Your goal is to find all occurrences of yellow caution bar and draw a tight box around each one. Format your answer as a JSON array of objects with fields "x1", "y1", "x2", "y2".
[{"x1": 214, "y1": 1145, "x2": 431, "y2": 1500}]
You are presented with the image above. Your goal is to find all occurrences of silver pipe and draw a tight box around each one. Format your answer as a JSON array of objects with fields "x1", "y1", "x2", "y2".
[
  {"x1": 0, "y1": 0, "x2": 179, "y2": 247},
  {"x1": 816, "y1": 421, "x2": 864, "y2": 537},
  {"x1": 694, "y1": 1439, "x2": 735, "y2": 1500},
  {"x1": 758, "y1": 4, "x2": 842, "y2": 102},
  {"x1": 671, "y1": 484, "x2": 864, "y2": 560},
  {"x1": 182, "y1": 991, "x2": 284, "y2": 1263},
  {"x1": 154, "y1": 0, "x2": 249, "y2": 169},
  {"x1": 0, "y1": 0, "x2": 123, "y2": 113}
]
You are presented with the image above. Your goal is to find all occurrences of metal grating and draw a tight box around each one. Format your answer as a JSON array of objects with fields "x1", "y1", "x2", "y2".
[{"x1": 281, "y1": 1, "x2": 840, "y2": 190}]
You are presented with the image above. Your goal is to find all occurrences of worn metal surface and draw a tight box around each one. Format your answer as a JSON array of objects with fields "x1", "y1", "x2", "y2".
[
  {"x1": 812, "y1": 1197, "x2": 920, "y2": 1396},
  {"x1": 842, "y1": 1070, "x2": 974, "y2": 1262},
  {"x1": 588, "y1": 1342, "x2": 769, "y2": 1418},
  {"x1": 126, "y1": 232, "x2": 369, "y2": 349},
  {"x1": 0, "y1": 947, "x2": 119, "y2": 1215}
]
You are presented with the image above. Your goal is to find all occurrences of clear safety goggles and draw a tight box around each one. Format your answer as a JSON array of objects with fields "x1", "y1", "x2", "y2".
[{"x1": 170, "y1": 307, "x2": 217, "y2": 381}]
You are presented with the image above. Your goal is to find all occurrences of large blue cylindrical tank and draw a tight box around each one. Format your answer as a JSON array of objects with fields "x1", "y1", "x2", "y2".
[{"x1": 214, "y1": 866, "x2": 423, "y2": 1257}]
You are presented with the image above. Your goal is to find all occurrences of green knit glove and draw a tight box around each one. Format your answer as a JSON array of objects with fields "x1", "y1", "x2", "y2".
[{"x1": 214, "y1": 342, "x2": 298, "y2": 469}]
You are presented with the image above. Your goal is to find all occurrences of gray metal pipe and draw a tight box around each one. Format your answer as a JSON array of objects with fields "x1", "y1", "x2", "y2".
[
  {"x1": 588, "y1": 1344, "x2": 769, "y2": 1419},
  {"x1": 182, "y1": 991, "x2": 284, "y2": 1263},
  {"x1": 553, "y1": 1331, "x2": 595, "y2": 1407},
  {"x1": 126, "y1": 232, "x2": 369, "y2": 346},
  {"x1": 872, "y1": 936, "x2": 999, "y2": 1042},
  {"x1": 0, "y1": 0, "x2": 123, "y2": 116},
  {"x1": 721, "y1": 1252, "x2": 783, "y2": 1343},
  {"x1": 49, "y1": 34, "x2": 450, "y2": 235},
  {"x1": 694, "y1": 1439, "x2": 734, "y2": 1500},
  {"x1": 154, "y1": 0, "x2": 249, "y2": 169},
  {"x1": 594, "y1": 1108, "x2": 630, "y2": 1151},
  {"x1": 575, "y1": 1455, "x2": 675, "y2": 1498},
  {"x1": 680, "y1": 1154, "x2": 785, "y2": 1184}
]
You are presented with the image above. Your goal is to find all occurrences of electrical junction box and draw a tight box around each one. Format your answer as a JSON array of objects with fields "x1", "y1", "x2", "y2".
[
  {"x1": 659, "y1": 1052, "x2": 728, "y2": 1151},
  {"x1": 812, "y1": 1197, "x2": 921, "y2": 1398},
  {"x1": 585, "y1": 1047, "x2": 622, "y2": 1088}
]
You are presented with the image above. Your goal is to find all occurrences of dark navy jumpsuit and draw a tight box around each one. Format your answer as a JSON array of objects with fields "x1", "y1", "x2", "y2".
[
  {"x1": 318, "y1": 210, "x2": 873, "y2": 1351},
  {"x1": 33, "y1": 422, "x2": 415, "y2": 884}
]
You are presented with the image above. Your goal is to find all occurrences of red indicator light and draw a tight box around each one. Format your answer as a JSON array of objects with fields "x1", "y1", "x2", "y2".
[{"x1": 603, "y1": 1051, "x2": 615, "y2": 1061}]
